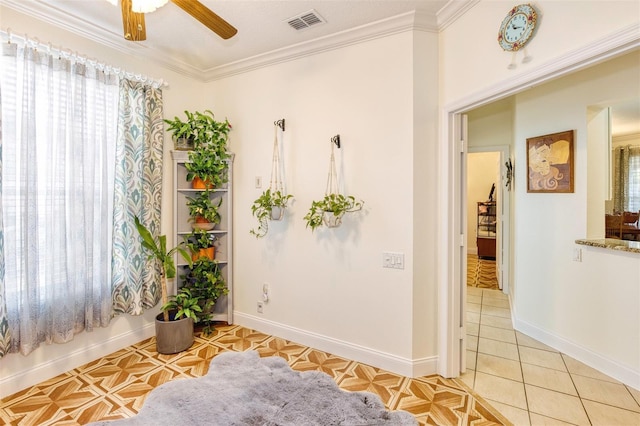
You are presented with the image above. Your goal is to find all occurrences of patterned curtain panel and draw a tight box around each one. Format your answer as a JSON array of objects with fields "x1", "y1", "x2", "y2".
[
  {"x1": 0, "y1": 41, "x2": 119, "y2": 356},
  {"x1": 112, "y1": 80, "x2": 164, "y2": 315},
  {"x1": 612, "y1": 146, "x2": 640, "y2": 213}
]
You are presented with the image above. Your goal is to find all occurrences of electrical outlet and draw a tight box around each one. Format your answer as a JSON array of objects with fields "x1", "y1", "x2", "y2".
[
  {"x1": 255, "y1": 176, "x2": 262, "y2": 189},
  {"x1": 257, "y1": 301, "x2": 264, "y2": 314},
  {"x1": 382, "y1": 252, "x2": 405, "y2": 269},
  {"x1": 572, "y1": 247, "x2": 582, "y2": 262}
]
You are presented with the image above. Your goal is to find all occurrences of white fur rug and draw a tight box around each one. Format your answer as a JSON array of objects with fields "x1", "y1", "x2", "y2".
[{"x1": 88, "y1": 350, "x2": 417, "y2": 425}]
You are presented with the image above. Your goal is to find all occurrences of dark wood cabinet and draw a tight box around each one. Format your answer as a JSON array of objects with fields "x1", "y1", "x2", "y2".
[{"x1": 477, "y1": 201, "x2": 496, "y2": 259}]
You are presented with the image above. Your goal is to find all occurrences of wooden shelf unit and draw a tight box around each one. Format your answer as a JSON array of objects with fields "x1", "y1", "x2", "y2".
[{"x1": 172, "y1": 150, "x2": 234, "y2": 325}]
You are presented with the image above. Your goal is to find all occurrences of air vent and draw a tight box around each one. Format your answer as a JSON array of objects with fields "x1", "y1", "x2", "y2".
[{"x1": 286, "y1": 9, "x2": 326, "y2": 31}]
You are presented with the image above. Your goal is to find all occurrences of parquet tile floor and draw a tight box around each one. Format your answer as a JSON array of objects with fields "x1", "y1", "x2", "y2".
[
  {"x1": 467, "y1": 254, "x2": 499, "y2": 290},
  {"x1": 1, "y1": 324, "x2": 511, "y2": 425}
]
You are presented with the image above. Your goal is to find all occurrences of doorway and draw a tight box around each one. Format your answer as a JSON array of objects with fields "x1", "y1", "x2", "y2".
[
  {"x1": 438, "y1": 32, "x2": 637, "y2": 380},
  {"x1": 467, "y1": 146, "x2": 511, "y2": 295}
]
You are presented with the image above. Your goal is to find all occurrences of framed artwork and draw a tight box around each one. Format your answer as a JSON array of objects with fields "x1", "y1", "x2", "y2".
[{"x1": 526, "y1": 130, "x2": 574, "y2": 193}]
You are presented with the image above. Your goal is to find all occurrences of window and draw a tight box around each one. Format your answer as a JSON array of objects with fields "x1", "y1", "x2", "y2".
[{"x1": 1, "y1": 41, "x2": 119, "y2": 355}]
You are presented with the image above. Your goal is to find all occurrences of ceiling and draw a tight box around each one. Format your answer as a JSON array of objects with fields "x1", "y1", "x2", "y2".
[
  {"x1": 2, "y1": 1, "x2": 637, "y2": 137},
  {"x1": 610, "y1": 100, "x2": 640, "y2": 138},
  {"x1": 1, "y1": 0, "x2": 458, "y2": 81}
]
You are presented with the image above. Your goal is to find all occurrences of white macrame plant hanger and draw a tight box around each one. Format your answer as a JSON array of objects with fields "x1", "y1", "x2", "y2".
[
  {"x1": 323, "y1": 138, "x2": 343, "y2": 227},
  {"x1": 269, "y1": 122, "x2": 287, "y2": 220}
]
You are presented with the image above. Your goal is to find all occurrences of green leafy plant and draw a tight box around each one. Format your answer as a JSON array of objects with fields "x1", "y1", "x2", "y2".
[
  {"x1": 186, "y1": 144, "x2": 230, "y2": 188},
  {"x1": 186, "y1": 191, "x2": 222, "y2": 224},
  {"x1": 250, "y1": 189, "x2": 294, "y2": 238},
  {"x1": 165, "y1": 110, "x2": 232, "y2": 187},
  {"x1": 134, "y1": 216, "x2": 192, "y2": 321},
  {"x1": 304, "y1": 193, "x2": 364, "y2": 231},
  {"x1": 164, "y1": 110, "x2": 230, "y2": 151},
  {"x1": 184, "y1": 228, "x2": 217, "y2": 252},
  {"x1": 181, "y1": 257, "x2": 229, "y2": 335},
  {"x1": 162, "y1": 287, "x2": 202, "y2": 322}
]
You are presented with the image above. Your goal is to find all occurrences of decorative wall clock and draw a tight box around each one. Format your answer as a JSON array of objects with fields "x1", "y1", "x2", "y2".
[{"x1": 498, "y1": 4, "x2": 538, "y2": 52}]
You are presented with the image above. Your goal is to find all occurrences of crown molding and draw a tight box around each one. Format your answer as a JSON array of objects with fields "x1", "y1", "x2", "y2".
[
  {"x1": 613, "y1": 133, "x2": 640, "y2": 143},
  {"x1": 203, "y1": 11, "x2": 428, "y2": 81},
  {"x1": 437, "y1": 0, "x2": 480, "y2": 30},
  {"x1": 2, "y1": 0, "x2": 472, "y2": 83}
]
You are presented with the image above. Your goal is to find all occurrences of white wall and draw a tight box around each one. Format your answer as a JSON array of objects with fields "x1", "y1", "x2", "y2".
[
  {"x1": 440, "y1": 0, "x2": 640, "y2": 103},
  {"x1": 0, "y1": 7, "x2": 205, "y2": 399},
  {"x1": 512, "y1": 52, "x2": 640, "y2": 385},
  {"x1": 204, "y1": 29, "x2": 440, "y2": 375}
]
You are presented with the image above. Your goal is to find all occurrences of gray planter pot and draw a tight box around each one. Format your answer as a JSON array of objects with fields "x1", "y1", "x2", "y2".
[
  {"x1": 155, "y1": 312, "x2": 194, "y2": 354},
  {"x1": 322, "y1": 211, "x2": 344, "y2": 228},
  {"x1": 271, "y1": 206, "x2": 284, "y2": 221}
]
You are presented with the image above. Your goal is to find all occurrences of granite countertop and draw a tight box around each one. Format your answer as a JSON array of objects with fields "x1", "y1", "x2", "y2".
[{"x1": 575, "y1": 238, "x2": 640, "y2": 254}]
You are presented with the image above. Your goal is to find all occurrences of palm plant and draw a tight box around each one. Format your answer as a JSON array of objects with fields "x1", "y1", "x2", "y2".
[{"x1": 134, "y1": 216, "x2": 192, "y2": 321}]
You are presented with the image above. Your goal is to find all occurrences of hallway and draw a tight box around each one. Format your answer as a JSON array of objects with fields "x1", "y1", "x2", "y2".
[{"x1": 462, "y1": 287, "x2": 640, "y2": 425}]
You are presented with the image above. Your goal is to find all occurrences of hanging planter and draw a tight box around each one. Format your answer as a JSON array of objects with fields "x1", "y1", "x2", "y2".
[
  {"x1": 305, "y1": 194, "x2": 363, "y2": 231},
  {"x1": 304, "y1": 135, "x2": 364, "y2": 232},
  {"x1": 250, "y1": 119, "x2": 294, "y2": 238}
]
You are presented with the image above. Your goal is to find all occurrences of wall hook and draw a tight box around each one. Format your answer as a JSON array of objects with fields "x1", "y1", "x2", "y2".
[
  {"x1": 274, "y1": 119, "x2": 285, "y2": 132},
  {"x1": 331, "y1": 134, "x2": 341, "y2": 148}
]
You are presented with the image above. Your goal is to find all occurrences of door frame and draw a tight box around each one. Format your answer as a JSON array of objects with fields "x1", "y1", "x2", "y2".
[{"x1": 436, "y1": 28, "x2": 639, "y2": 378}]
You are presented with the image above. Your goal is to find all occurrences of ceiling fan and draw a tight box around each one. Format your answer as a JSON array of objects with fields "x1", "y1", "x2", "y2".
[{"x1": 118, "y1": 0, "x2": 237, "y2": 41}]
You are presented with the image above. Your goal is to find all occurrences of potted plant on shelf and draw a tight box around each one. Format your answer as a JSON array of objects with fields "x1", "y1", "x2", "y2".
[
  {"x1": 134, "y1": 216, "x2": 196, "y2": 354},
  {"x1": 186, "y1": 191, "x2": 222, "y2": 230},
  {"x1": 304, "y1": 193, "x2": 364, "y2": 231},
  {"x1": 250, "y1": 188, "x2": 294, "y2": 238},
  {"x1": 184, "y1": 228, "x2": 217, "y2": 261},
  {"x1": 186, "y1": 143, "x2": 230, "y2": 189},
  {"x1": 181, "y1": 257, "x2": 229, "y2": 335},
  {"x1": 165, "y1": 110, "x2": 232, "y2": 188}
]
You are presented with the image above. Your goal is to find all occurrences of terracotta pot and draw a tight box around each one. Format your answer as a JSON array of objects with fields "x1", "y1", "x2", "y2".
[
  {"x1": 192, "y1": 247, "x2": 215, "y2": 261},
  {"x1": 155, "y1": 311, "x2": 194, "y2": 354},
  {"x1": 192, "y1": 176, "x2": 214, "y2": 189}
]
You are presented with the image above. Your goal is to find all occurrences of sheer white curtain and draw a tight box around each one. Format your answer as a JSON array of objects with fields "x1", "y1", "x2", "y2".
[
  {"x1": 0, "y1": 40, "x2": 119, "y2": 356},
  {"x1": 627, "y1": 148, "x2": 640, "y2": 212}
]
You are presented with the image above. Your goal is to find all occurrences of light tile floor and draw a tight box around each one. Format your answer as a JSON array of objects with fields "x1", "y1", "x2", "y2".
[{"x1": 461, "y1": 287, "x2": 640, "y2": 425}]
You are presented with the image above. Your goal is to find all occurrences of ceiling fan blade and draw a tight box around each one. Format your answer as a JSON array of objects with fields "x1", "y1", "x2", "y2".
[
  {"x1": 121, "y1": 0, "x2": 147, "y2": 41},
  {"x1": 171, "y1": 0, "x2": 237, "y2": 40}
]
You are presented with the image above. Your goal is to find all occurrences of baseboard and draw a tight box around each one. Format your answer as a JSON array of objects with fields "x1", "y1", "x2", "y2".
[
  {"x1": 234, "y1": 312, "x2": 438, "y2": 378},
  {"x1": 514, "y1": 317, "x2": 640, "y2": 391},
  {"x1": 467, "y1": 248, "x2": 478, "y2": 255},
  {"x1": 0, "y1": 321, "x2": 155, "y2": 399}
]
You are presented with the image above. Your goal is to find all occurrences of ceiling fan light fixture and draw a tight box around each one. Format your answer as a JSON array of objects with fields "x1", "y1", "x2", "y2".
[{"x1": 132, "y1": 0, "x2": 169, "y2": 13}]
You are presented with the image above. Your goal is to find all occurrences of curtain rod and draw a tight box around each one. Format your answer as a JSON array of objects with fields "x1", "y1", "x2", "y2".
[{"x1": 1, "y1": 28, "x2": 168, "y2": 89}]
